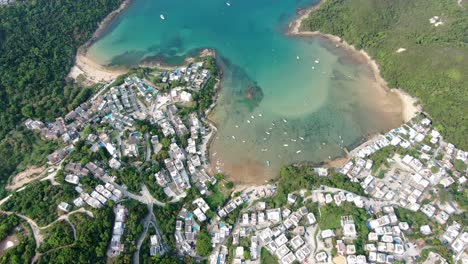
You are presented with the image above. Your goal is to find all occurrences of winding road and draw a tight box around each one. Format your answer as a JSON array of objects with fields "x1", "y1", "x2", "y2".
[{"x1": 132, "y1": 202, "x2": 168, "y2": 264}]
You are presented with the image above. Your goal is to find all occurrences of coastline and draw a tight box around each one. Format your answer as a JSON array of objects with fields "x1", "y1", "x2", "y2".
[
  {"x1": 285, "y1": 0, "x2": 421, "y2": 168},
  {"x1": 287, "y1": 0, "x2": 327, "y2": 35},
  {"x1": 68, "y1": 0, "x2": 133, "y2": 83},
  {"x1": 81, "y1": 0, "x2": 133, "y2": 53},
  {"x1": 287, "y1": 1, "x2": 421, "y2": 123},
  {"x1": 69, "y1": 0, "x2": 421, "y2": 184}
]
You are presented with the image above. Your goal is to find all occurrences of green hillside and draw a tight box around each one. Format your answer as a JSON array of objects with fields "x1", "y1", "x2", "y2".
[
  {"x1": 0, "y1": 0, "x2": 122, "y2": 195},
  {"x1": 302, "y1": 0, "x2": 467, "y2": 149}
]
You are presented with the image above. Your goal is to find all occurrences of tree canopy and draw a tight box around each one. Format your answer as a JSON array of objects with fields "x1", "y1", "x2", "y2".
[{"x1": 0, "y1": 0, "x2": 123, "y2": 195}]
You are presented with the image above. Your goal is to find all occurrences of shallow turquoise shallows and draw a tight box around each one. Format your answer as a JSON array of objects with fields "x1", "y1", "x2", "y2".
[{"x1": 88, "y1": 0, "x2": 402, "y2": 182}]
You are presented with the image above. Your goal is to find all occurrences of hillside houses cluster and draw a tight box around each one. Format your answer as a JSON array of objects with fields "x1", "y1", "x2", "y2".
[
  {"x1": 160, "y1": 62, "x2": 211, "y2": 89},
  {"x1": 26, "y1": 100, "x2": 95, "y2": 143},
  {"x1": 217, "y1": 195, "x2": 247, "y2": 219},
  {"x1": 109, "y1": 205, "x2": 128, "y2": 256},
  {"x1": 236, "y1": 204, "x2": 314, "y2": 264},
  {"x1": 337, "y1": 116, "x2": 467, "y2": 262},
  {"x1": 98, "y1": 85, "x2": 142, "y2": 129},
  {"x1": 175, "y1": 207, "x2": 202, "y2": 256},
  {"x1": 152, "y1": 109, "x2": 215, "y2": 197},
  {"x1": 169, "y1": 114, "x2": 465, "y2": 263},
  {"x1": 205, "y1": 155, "x2": 465, "y2": 264},
  {"x1": 363, "y1": 207, "x2": 408, "y2": 263},
  {"x1": 246, "y1": 194, "x2": 421, "y2": 264},
  {"x1": 26, "y1": 60, "x2": 217, "y2": 200},
  {"x1": 174, "y1": 198, "x2": 212, "y2": 256},
  {"x1": 75, "y1": 181, "x2": 123, "y2": 209},
  {"x1": 340, "y1": 117, "x2": 466, "y2": 217},
  {"x1": 125, "y1": 76, "x2": 158, "y2": 102},
  {"x1": 441, "y1": 222, "x2": 468, "y2": 260},
  {"x1": 314, "y1": 191, "x2": 366, "y2": 209},
  {"x1": 47, "y1": 146, "x2": 73, "y2": 164},
  {"x1": 65, "y1": 162, "x2": 123, "y2": 209}
]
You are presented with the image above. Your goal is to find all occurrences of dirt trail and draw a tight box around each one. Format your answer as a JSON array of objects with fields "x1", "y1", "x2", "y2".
[
  {"x1": 0, "y1": 207, "x2": 93, "y2": 252},
  {"x1": 31, "y1": 218, "x2": 78, "y2": 264},
  {"x1": 7, "y1": 166, "x2": 45, "y2": 191}
]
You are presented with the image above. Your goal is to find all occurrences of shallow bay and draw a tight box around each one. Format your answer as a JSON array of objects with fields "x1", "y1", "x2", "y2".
[{"x1": 88, "y1": 0, "x2": 403, "y2": 183}]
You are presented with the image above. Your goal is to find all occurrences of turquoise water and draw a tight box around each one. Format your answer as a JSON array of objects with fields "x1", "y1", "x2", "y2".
[{"x1": 88, "y1": 0, "x2": 403, "y2": 183}]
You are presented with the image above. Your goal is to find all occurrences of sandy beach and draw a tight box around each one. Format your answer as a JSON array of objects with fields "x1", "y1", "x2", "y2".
[
  {"x1": 288, "y1": 0, "x2": 421, "y2": 123},
  {"x1": 392, "y1": 88, "x2": 421, "y2": 122},
  {"x1": 68, "y1": 0, "x2": 133, "y2": 83},
  {"x1": 68, "y1": 54, "x2": 127, "y2": 83}
]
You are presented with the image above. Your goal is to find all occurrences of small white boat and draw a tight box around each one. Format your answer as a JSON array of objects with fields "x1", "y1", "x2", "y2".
[
  {"x1": 261, "y1": 148, "x2": 268, "y2": 152},
  {"x1": 296, "y1": 150, "x2": 302, "y2": 154},
  {"x1": 231, "y1": 136, "x2": 236, "y2": 140},
  {"x1": 283, "y1": 119, "x2": 287, "y2": 123},
  {"x1": 291, "y1": 139, "x2": 297, "y2": 142},
  {"x1": 258, "y1": 113, "x2": 263, "y2": 117},
  {"x1": 283, "y1": 144, "x2": 289, "y2": 147},
  {"x1": 263, "y1": 138, "x2": 267, "y2": 140},
  {"x1": 272, "y1": 122, "x2": 276, "y2": 126},
  {"x1": 266, "y1": 132, "x2": 270, "y2": 135},
  {"x1": 235, "y1": 125, "x2": 239, "y2": 128},
  {"x1": 312, "y1": 66, "x2": 315, "y2": 70},
  {"x1": 299, "y1": 137, "x2": 305, "y2": 140},
  {"x1": 242, "y1": 140, "x2": 246, "y2": 143},
  {"x1": 315, "y1": 59, "x2": 320, "y2": 64},
  {"x1": 296, "y1": 56, "x2": 300, "y2": 60},
  {"x1": 266, "y1": 160, "x2": 271, "y2": 166},
  {"x1": 226, "y1": 2, "x2": 231, "y2": 6},
  {"x1": 251, "y1": 115, "x2": 255, "y2": 119},
  {"x1": 160, "y1": 14, "x2": 165, "y2": 20},
  {"x1": 247, "y1": 120, "x2": 251, "y2": 123}
]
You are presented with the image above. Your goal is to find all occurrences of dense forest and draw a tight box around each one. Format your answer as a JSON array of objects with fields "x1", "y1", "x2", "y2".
[
  {"x1": 38, "y1": 220, "x2": 75, "y2": 253},
  {"x1": 0, "y1": 0, "x2": 123, "y2": 195},
  {"x1": 302, "y1": 0, "x2": 467, "y2": 149},
  {"x1": 37, "y1": 208, "x2": 114, "y2": 263},
  {"x1": 0, "y1": 214, "x2": 36, "y2": 263},
  {"x1": 1, "y1": 181, "x2": 76, "y2": 225}
]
